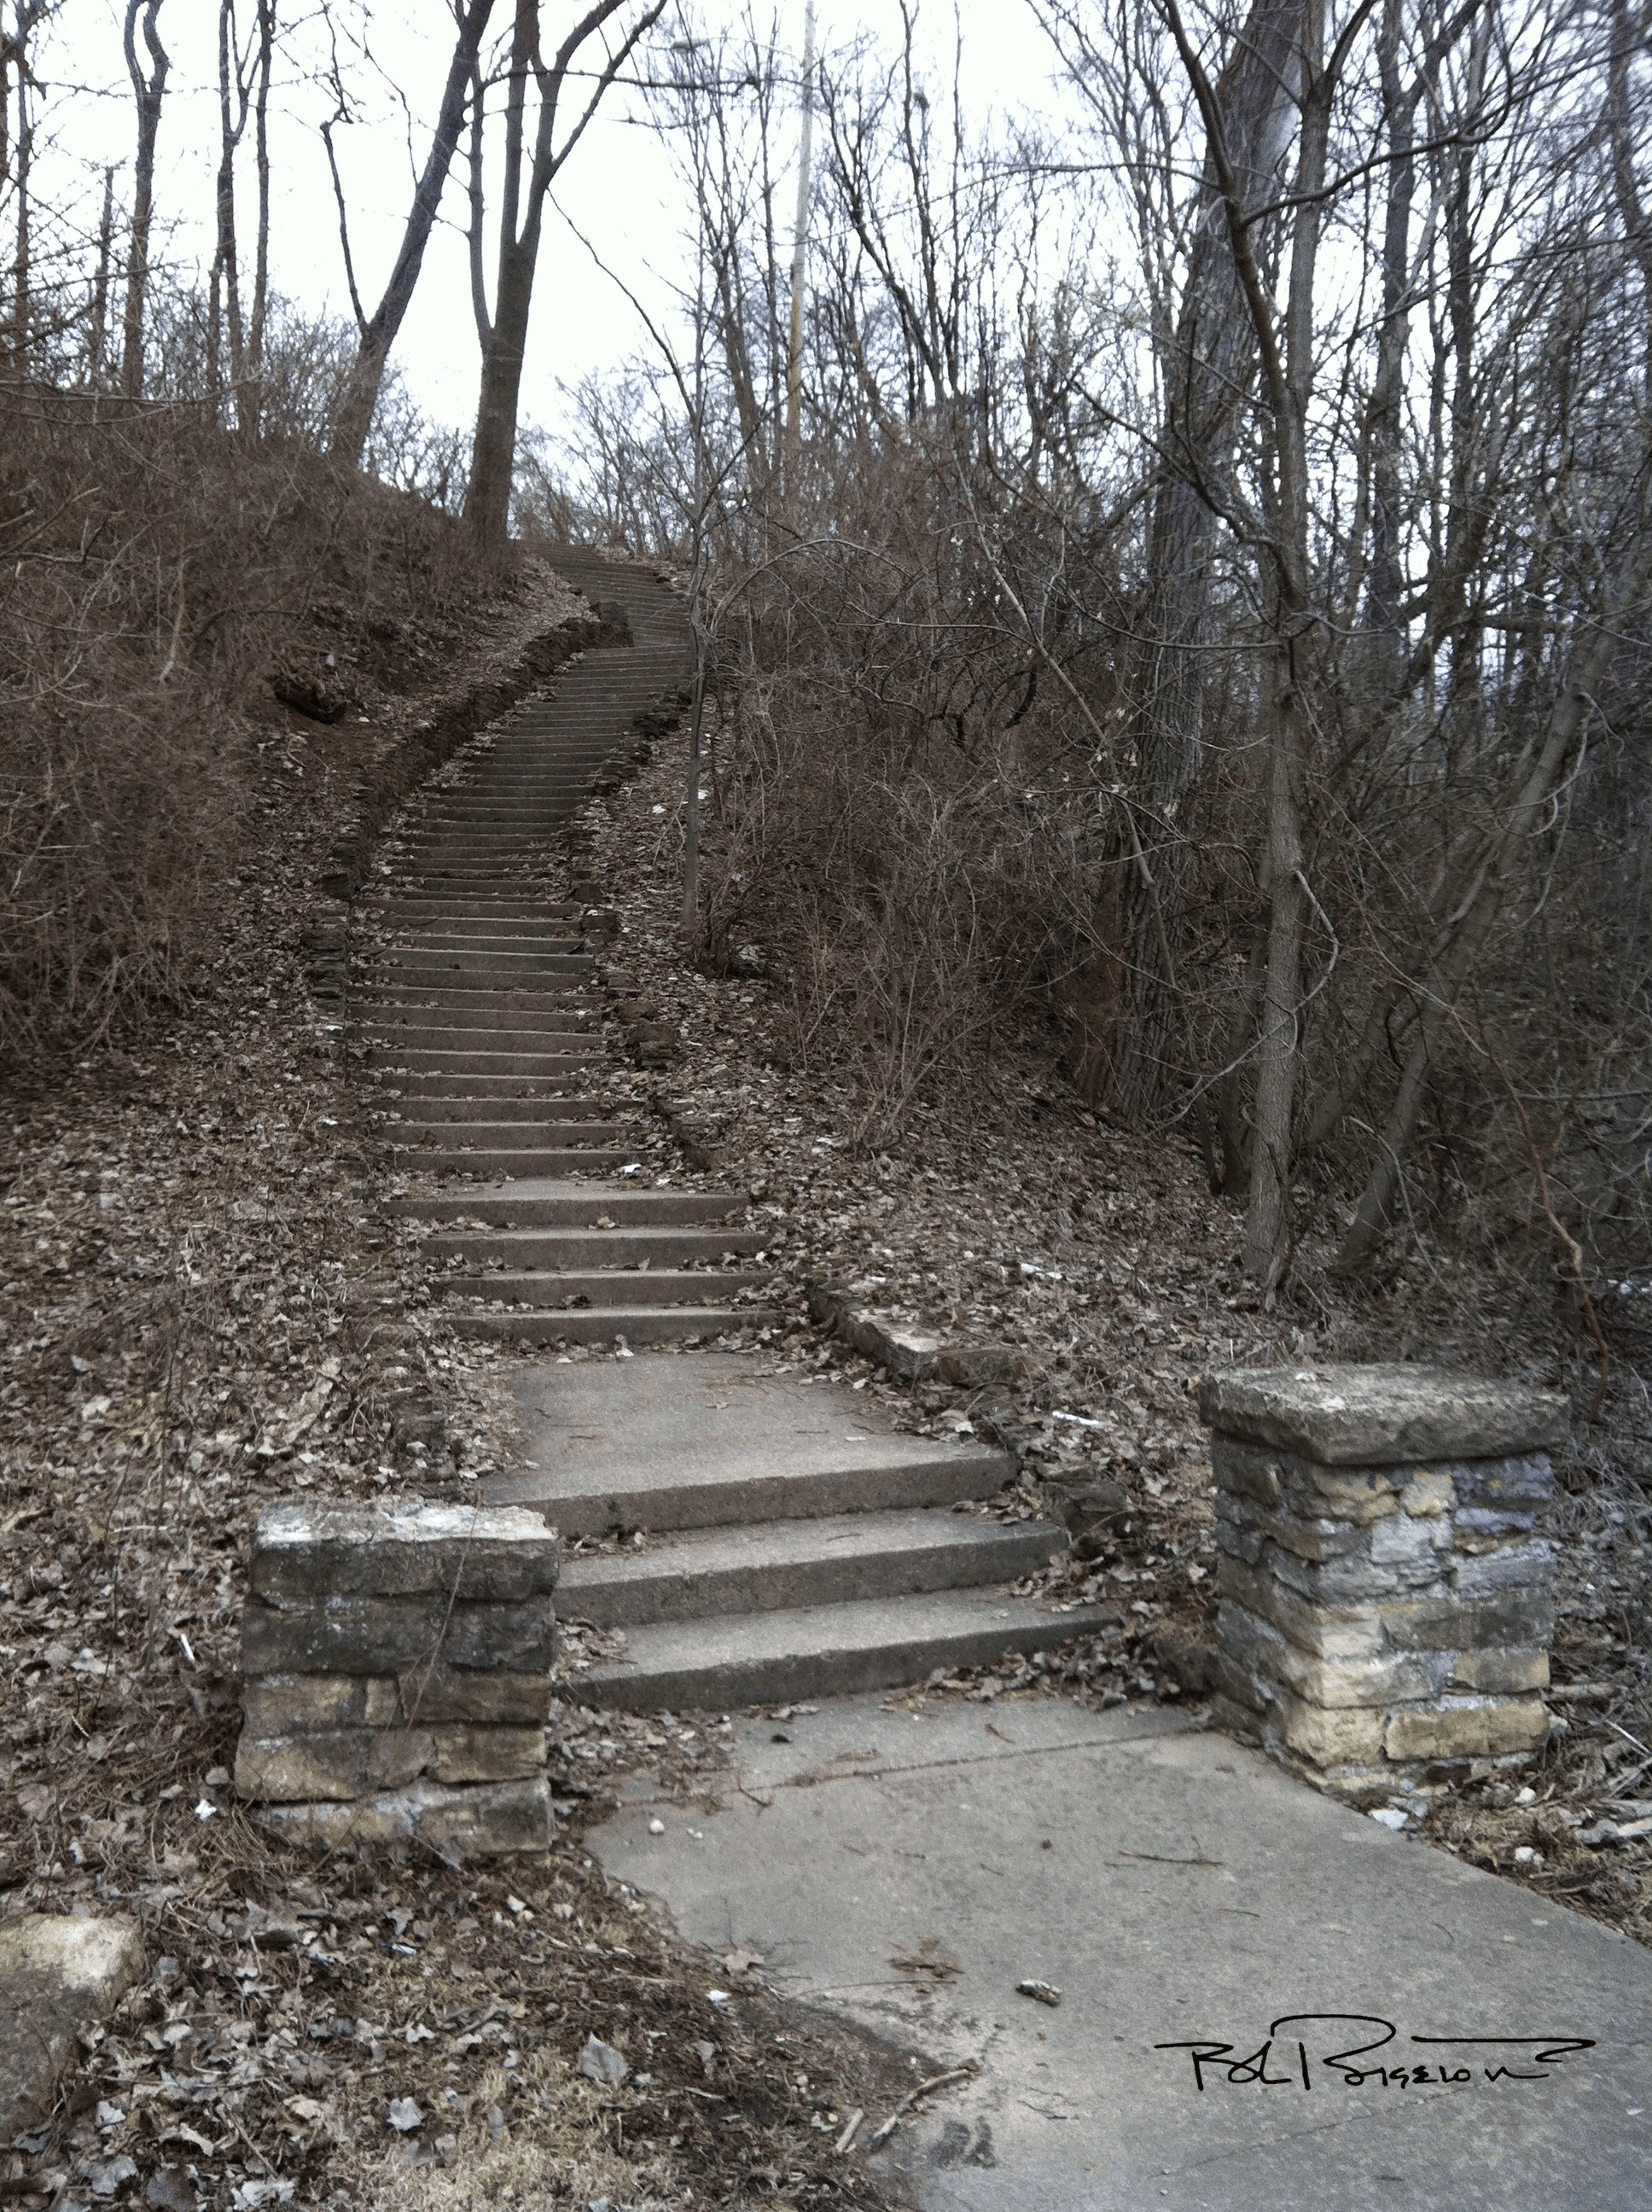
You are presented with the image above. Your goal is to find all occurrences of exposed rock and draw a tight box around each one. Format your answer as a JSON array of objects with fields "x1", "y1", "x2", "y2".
[{"x1": 0, "y1": 1912, "x2": 145, "y2": 2139}]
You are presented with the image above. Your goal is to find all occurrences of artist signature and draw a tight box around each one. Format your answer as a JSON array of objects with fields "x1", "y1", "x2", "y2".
[{"x1": 1156, "y1": 2016, "x2": 1595, "y2": 2093}]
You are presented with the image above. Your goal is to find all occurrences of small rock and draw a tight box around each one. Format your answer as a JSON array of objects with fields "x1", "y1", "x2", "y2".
[
  {"x1": 648, "y1": 1817, "x2": 666, "y2": 1835},
  {"x1": 1016, "y1": 1979, "x2": 1062, "y2": 2007},
  {"x1": 1370, "y1": 1807, "x2": 1409, "y2": 1831},
  {"x1": 387, "y1": 2097, "x2": 424, "y2": 2133}
]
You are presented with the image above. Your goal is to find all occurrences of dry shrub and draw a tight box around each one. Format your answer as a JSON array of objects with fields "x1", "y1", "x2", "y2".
[
  {"x1": 695, "y1": 450, "x2": 1113, "y2": 1144},
  {"x1": 0, "y1": 375, "x2": 482, "y2": 1071}
]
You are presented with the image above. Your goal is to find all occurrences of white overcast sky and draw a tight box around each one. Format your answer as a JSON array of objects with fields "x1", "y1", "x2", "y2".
[{"x1": 39, "y1": 3, "x2": 1072, "y2": 440}]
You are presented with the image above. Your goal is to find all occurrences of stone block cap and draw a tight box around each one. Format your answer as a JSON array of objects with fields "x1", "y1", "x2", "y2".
[
  {"x1": 252, "y1": 1499, "x2": 558, "y2": 1604},
  {"x1": 1198, "y1": 1365, "x2": 1569, "y2": 1466}
]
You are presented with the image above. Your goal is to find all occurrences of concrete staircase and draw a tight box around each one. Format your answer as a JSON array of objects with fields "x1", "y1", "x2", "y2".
[
  {"x1": 358, "y1": 551, "x2": 779, "y2": 1348},
  {"x1": 359, "y1": 551, "x2": 1102, "y2": 1705},
  {"x1": 484, "y1": 1354, "x2": 1109, "y2": 1709}
]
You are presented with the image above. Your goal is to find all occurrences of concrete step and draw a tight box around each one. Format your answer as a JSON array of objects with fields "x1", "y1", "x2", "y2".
[
  {"x1": 358, "y1": 1006, "x2": 596, "y2": 1033},
  {"x1": 360, "y1": 1023, "x2": 596, "y2": 1052},
  {"x1": 378, "y1": 1095, "x2": 611, "y2": 1123},
  {"x1": 568, "y1": 1588, "x2": 1114, "y2": 1710},
  {"x1": 371, "y1": 948, "x2": 590, "y2": 969},
  {"x1": 418, "y1": 1227, "x2": 760, "y2": 1270},
  {"x1": 369, "y1": 919, "x2": 583, "y2": 938},
  {"x1": 449, "y1": 1303, "x2": 781, "y2": 1347},
  {"x1": 393, "y1": 1145, "x2": 637, "y2": 1176},
  {"x1": 377, "y1": 946, "x2": 590, "y2": 970},
  {"x1": 366, "y1": 1046, "x2": 600, "y2": 1075},
  {"x1": 560, "y1": 1508, "x2": 1062, "y2": 1626},
  {"x1": 393, "y1": 1184, "x2": 748, "y2": 1225},
  {"x1": 394, "y1": 1118, "x2": 624, "y2": 1145},
  {"x1": 486, "y1": 1402, "x2": 1010, "y2": 1536},
  {"x1": 435, "y1": 1264, "x2": 768, "y2": 1306},
  {"x1": 371, "y1": 1072, "x2": 594, "y2": 1098},
  {"x1": 372, "y1": 903, "x2": 581, "y2": 921}
]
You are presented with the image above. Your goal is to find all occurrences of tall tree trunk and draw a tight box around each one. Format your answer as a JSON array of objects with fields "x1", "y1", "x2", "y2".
[
  {"x1": 463, "y1": 2, "x2": 665, "y2": 555},
  {"x1": 782, "y1": 0, "x2": 816, "y2": 517},
  {"x1": 330, "y1": 0, "x2": 495, "y2": 469},
  {"x1": 243, "y1": 0, "x2": 274, "y2": 432},
  {"x1": 467, "y1": 237, "x2": 535, "y2": 548},
  {"x1": 1096, "y1": 0, "x2": 1306, "y2": 1122},
  {"x1": 121, "y1": 0, "x2": 169, "y2": 401},
  {"x1": 88, "y1": 165, "x2": 115, "y2": 387},
  {"x1": 1364, "y1": 0, "x2": 1416, "y2": 655},
  {"x1": 11, "y1": 24, "x2": 32, "y2": 373}
]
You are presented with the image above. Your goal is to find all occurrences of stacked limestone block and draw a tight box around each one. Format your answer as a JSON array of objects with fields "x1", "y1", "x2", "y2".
[
  {"x1": 236, "y1": 1500, "x2": 558, "y2": 1853},
  {"x1": 1199, "y1": 1365, "x2": 1568, "y2": 1788}
]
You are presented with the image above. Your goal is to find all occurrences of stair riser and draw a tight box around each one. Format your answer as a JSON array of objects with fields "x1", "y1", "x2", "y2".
[
  {"x1": 562, "y1": 1523, "x2": 1060, "y2": 1625},
  {"x1": 435, "y1": 1267, "x2": 769, "y2": 1306},
  {"x1": 393, "y1": 1149, "x2": 635, "y2": 1175},
  {"x1": 367, "y1": 1051, "x2": 599, "y2": 1075},
  {"x1": 450, "y1": 1306, "x2": 780, "y2": 1347},
  {"x1": 380, "y1": 1099, "x2": 609, "y2": 1122},
  {"x1": 483, "y1": 1447, "x2": 1009, "y2": 1537},
  {"x1": 573, "y1": 1612, "x2": 1093, "y2": 1711},
  {"x1": 360, "y1": 1012, "x2": 595, "y2": 1034},
  {"x1": 421, "y1": 1231, "x2": 758, "y2": 1267},
  {"x1": 393, "y1": 1121, "x2": 622, "y2": 1144},
  {"x1": 396, "y1": 1192, "x2": 746, "y2": 1225}
]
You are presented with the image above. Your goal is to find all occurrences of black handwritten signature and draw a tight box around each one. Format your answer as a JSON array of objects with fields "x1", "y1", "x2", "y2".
[{"x1": 1155, "y1": 2016, "x2": 1595, "y2": 2092}]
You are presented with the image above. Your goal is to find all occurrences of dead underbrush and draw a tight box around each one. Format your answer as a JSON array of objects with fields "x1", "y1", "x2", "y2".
[{"x1": 0, "y1": 380, "x2": 582, "y2": 1074}]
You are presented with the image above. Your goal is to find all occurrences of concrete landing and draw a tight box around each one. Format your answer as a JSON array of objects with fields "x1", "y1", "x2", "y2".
[
  {"x1": 487, "y1": 1352, "x2": 1016, "y2": 1529},
  {"x1": 588, "y1": 1692, "x2": 1652, "y2": 2210}
]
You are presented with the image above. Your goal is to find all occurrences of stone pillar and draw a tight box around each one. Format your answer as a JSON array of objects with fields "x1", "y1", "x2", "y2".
[
  {"x1": 1198, "y1": 1365, "x2": 1568, "y2": 1790},
  {"x1": 236, "y1": 1499, "x2": 558, "y2": 1854}
]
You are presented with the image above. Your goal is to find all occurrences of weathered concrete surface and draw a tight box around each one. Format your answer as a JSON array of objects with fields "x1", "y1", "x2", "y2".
[
  {"x1": 588, "y1": 1694, "x2": 1651, "y2": 2210},
  {"x1": 251, "y1": 1499, "x2": 559, "y2": 1602},
  {"x1": 487, "y1": 1352, "x2": 1015, "y2": 1533},
  {"x1": 0, "y1": 1913, "x2": 144, "y2": 2139},
  {"x1": 1200, "y1": 1365, "x2": 1570, "y2": 1465}
]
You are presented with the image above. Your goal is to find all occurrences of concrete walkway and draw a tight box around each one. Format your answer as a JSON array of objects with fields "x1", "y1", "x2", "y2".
[{"x1": 589, "y1": 1690, "x2": 1651, "y2": 2210}]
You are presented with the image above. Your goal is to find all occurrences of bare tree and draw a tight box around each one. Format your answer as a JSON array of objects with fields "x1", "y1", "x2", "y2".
[
  {"x1": 120, "y1": 0, "x2": 168, "y2": 399},
  {"x1": 462, "y1": 0, "x2": 666, "y2": 553},
  {"x1": 87, "y1": 163, "x2": 114, "y2": 386},
  {"x1": 324, "y1": 0, "x2": 497, "y2": 469},
  {"x1": 211, "y1": 0, "x2": 275, "y2": 432},
  {"x1": 4, "y1": 2, "x2": 53, "y2": 371}
]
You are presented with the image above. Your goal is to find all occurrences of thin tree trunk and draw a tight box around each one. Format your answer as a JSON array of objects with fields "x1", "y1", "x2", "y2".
[
  {"x1": 330, "y1": 0, "x2": 495, "y2": 468},
  {"x1": 245, "y1": 0, "x2": 274, "y2": 431},
  {"x1": 121, "y1": 0, "x2": 170, "y2": 401},
  {"x1": 782, "y1": 0, "x2": 816, "y2": 517},
  {"x1": 89, "y1": 166, "x2": 115, "y2": 387},
  {"x1": 11, "y1": 25, "x2": 32, "y2": 373}
]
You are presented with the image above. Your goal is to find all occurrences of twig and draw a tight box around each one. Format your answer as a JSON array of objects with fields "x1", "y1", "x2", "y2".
[
  {"x1": 835, "y1": 2106, "x2": 864, "y2": 2155},
  {"x1": 864, "y1": 2064, "x2": 977, "y2": 2151}
]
